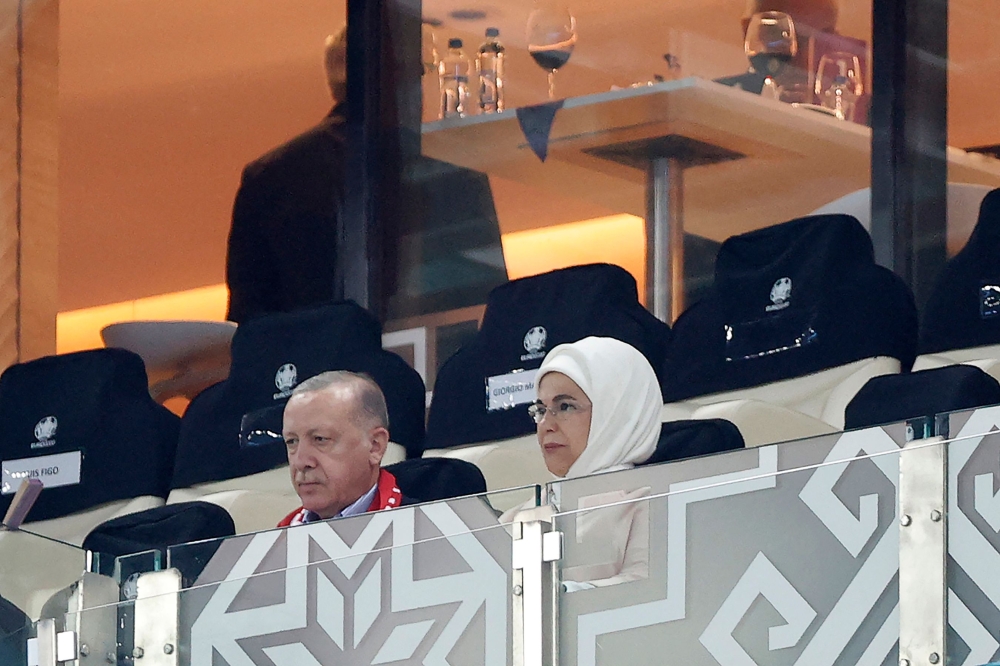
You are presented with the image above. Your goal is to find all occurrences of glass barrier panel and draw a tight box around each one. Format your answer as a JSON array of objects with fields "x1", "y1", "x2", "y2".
[
  {"x1": 383, "y1": 0, "x2": 881, "y2": 339},
  {"x1": 160, "y1": 492, "x2": 522, "y2": 665},
  {"x1": 946, "y1": 405, "x2": 1000, "y2": 665},
  {"x1": 549, "y1": 427, "x2": 904, "y2": 665},
  {"x1": 0, "y1": 528, "x2": 89, "y2": 624}
]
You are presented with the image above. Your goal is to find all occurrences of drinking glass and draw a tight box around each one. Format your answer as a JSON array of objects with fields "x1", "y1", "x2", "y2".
[
  {"x1": 526, "y1": 2, "x2": 577, "y2": 100},
  {"x1": 744, "y1": 11, "x2": 797, "y2": 100},
  {"x1": 815, "y1": 51, "x2": 863, "y2": 121}
]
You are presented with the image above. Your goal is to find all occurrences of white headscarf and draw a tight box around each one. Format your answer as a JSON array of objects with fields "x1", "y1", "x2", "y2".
[{"x1": 536, "y1": 337, "x2": 662, "y2": 479}]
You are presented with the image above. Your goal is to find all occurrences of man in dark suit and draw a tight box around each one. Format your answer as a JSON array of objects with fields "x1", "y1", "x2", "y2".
[{"x1": 225, "y1": 28, "x2": 348, "y2": 324}]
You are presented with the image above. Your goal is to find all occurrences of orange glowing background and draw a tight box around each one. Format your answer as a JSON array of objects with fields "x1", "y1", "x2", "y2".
[{"x1": 500, "y1": 214, "x2": 647, "y2": 302}]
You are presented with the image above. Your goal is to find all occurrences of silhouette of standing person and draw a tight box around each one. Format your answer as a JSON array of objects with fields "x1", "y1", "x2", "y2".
[{"x1": 225, "y1": 27, "x2": 350, "y2": 324}]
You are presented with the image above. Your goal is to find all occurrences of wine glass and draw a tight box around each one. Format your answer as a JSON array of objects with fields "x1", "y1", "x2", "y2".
[
  {"x1": 744, "y1": 11, "x2": 797, "y2": 100},
  {"x1": 815, "y1": 51, "x2": 863, "y2": 121},
  {"x1": 526, "y1": 3, "x2": 577, "y2": 101}
]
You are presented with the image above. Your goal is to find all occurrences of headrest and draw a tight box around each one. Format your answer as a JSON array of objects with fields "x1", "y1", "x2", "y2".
[
  {"x1": 663, "y1": 215, "x2": 918, "y2": 401},
  {"x1": 0, "y1": 349, "x2": 180, "y2": 522},
  {"x1": 82, "y1": 501, "x2": 236, "y2": 576},
  {"x1": 844, "y1": 364, "x2": 1000, "y2": 430},
  {"x1": 171, "y1": 301, "x2": 426, "y2": 488},
  {"x1": 920, "y1": 188, "x2": 1000, "y2": 353},
  {"x1": 384, "y1": 458, "x2": 488, "y2": 503},
  {"x1": 426, "y1": 264, "x2": 671, "y2": 448},
  {"x1": 642, "y1": 419, "x2": 745, "y2": 466},
  {"x1": 229, "y1": 301, "x2": 383, "y2": 401}
]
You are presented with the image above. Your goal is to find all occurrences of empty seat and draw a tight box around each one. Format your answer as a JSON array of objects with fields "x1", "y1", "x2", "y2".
[
  {"x1": 917, "y1": 189, "x2": 1000, "y2": 379},
  {"x1": 82, "y1": 501, "x2": 236, "y2": 577},
  {"x1": 0, "y1": 349, "x2": 180, "y2": 617},
  {"x1": 0, "y1": 349, "x2": 180, "y2": 539},
  {"x1": 642, "y1": 419, "x2": 745, "y2": 465},
  {"x1": 661, "y1": 214, "x2": 918, "y2": 442},
  {"x1": 844, "y1": 364, "x2": 1000, "y2": 430},
  {"x1": 423, "y1": 264, "x2": 670, "y2": 492},
  {"x1": 167, "y1": 302, "x2": 426, "y2": 532}
]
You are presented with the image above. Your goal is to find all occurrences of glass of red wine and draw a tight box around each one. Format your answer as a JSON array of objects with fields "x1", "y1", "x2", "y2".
[
  {"x1": 744, "y1": 11, "x2": 797, "y2": 100},
  {"x1": 526, "y1": 3, "x2": 577, "y2": 101}
]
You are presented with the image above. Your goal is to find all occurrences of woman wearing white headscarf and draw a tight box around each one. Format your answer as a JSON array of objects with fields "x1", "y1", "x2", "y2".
[{"x1": 505, "y1": 336, "x2": 662, "y2": 590}]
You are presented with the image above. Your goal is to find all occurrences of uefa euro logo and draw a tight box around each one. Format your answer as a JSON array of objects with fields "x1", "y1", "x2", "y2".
[
  {"x1": 275, "y1": 364, "x2": 298, "y2": 392},
  {"x1": 523, "y1": 326, "x2": 547, "y2": 354},
  {"x1": 32, "y1": 415, "x2": 57, "y2": 448},
  {"x1": 766, "y1": 277, "x2": 792, "y2": 312}
]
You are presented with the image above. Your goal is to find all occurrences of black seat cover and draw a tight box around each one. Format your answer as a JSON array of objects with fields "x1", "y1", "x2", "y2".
[
  {"x1": 662, "y1": 214, "x2": 918, "y2": 402},
  {"x1": 385, "y1": 458, "x2": 488, "y2": 503},
  {"x1": 0, "y1": 595, "x2": 28, "y2": 665},
  {"x1": 921, "y1": 188, "x2": 1000, "y2": 354},
  {"x1": 0, "y1": 349, "x2": 180, "y2": 523},
  {"x1": 171, "y1": 301, "x2": 426, "y2": 489},
  {"x1": 82, "y1": 501, "x2": 236, "y2": 574},
  {"x1": 425, "y1": 264, "x2": 672, "y2": 448},
  {"x1": 844, "y1": 365, "x2": 1000, "y2": 430},
  {"x1": 642, "y1": 419, "x2": 746, "y2": 465}
]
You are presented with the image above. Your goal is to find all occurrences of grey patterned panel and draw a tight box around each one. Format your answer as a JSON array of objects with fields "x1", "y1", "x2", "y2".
[
  {"x1": 550, "y1": 425, "x2": 908, "y2": 666},
  {"x1": 177, "y1": 497, "x2": 511, "y2": 666},
  {"x1": 947, "y1": 406, "x2": 1000, "y2": 665}
]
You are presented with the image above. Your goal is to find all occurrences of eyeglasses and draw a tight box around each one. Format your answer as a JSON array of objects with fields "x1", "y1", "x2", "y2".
[{"x1": 527, "y1": 399, "x2": 590, "y2": 424}]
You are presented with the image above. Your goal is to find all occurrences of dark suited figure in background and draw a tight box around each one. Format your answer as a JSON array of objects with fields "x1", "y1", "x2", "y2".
[{"x1": 225, "y1": 28, "x2": 349, "y2": 324}]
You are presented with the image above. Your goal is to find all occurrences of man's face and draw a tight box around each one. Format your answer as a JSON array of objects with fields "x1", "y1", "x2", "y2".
[{"x1": 283, "y1": 386, "x2": 387, "y2": 519}]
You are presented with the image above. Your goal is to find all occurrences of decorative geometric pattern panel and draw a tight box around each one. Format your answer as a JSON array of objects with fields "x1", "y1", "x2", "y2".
[{"x1": 180, "y1": 497, "x2": 511, "y2": 666}]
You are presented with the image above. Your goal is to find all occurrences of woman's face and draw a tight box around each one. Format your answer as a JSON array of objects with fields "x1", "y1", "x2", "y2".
[{"x1": 535, "y1": 372, "x2": 592, "y2": 477}]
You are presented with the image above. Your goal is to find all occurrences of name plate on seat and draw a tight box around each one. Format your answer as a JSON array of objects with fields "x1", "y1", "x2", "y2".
[
  {"x1": 486, "y1": 369, "x2": 538, "y2": 412},
  {"x1": 2, "y1": 450, "x2": 82, "y2": 494}
]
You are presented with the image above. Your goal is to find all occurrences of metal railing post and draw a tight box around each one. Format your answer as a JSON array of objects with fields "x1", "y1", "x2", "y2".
[
  {"x1": 512, "y1": 506, "x2": 562, "y2": 666},
  {"x1": 898, "y1": 418, "x2": 948, "y2": 666}
]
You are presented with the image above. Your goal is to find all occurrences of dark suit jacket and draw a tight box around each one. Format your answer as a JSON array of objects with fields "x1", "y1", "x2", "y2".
[{"x1": 226, "y1": 106, "x2": 347, "y2": 324}]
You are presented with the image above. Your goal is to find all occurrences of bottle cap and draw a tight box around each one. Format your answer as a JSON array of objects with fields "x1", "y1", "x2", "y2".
[
  {"x1": 485, "y1": 27, "x2": 499, "y2": 37},
  {"x1": 448, "y1": 38, "x2": 463, "y2": 48}
]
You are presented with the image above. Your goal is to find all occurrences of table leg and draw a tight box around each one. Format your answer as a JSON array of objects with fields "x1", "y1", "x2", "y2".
[{"x1": 645, "y1": 157, "x2": 685, "y2": 323}]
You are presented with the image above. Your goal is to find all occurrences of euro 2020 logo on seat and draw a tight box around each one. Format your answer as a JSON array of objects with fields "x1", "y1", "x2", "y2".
[
  {"x1": 766, "y1": 277, "x2": 792, "y2": 312},
  {"x1": 33, "y1": 415, "x2": 58, "y2": 448},
  {"x1": 523, "y1": 326, "x2": 547, "y2": 355},
  {"x1": 275, "y1": 364, "x2": 298, "y2": 393}
]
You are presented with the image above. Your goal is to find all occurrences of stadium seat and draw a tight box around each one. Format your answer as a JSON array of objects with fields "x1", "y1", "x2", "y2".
[
  {"x1": 166, "y1": 301, "x2": 426, "y2": 533},
  {"x1": 0, "y1": 349, "x2": 180, "y2": 617},
  {"x1": 916, "y1": 189, "x2": 1000, "y2": 380},
  {"x1": 423, "y1": 264, "x2": 671, "y2": 493},
  {"x1": 844, "y1": 364, "x2": 1000, "y2": 430},
  {"x1": 661, "y1": 214, "x2": 918, "y2": 444},
  {"x1": 642, "y1": 419, "x2": 745, "y2": 465}
]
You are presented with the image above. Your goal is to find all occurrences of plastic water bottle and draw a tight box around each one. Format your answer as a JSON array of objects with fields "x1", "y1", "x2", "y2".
[
  {"x1": 477, "y1": 28, "x2": 505, "y2": 113},
  {"x1": 439, "y1": 38, "x2": 470, "y2": 119}
]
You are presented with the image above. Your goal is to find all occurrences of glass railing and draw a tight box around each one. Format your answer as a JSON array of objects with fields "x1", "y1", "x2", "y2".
[
  {"x1": 7, "y1": 412, "x2": 1000, "y2": 665},
  {"x1": 549, "y1": 427, "x2": 902, "y2": 665},
  {"x1": 945, "y1": 405, "x2": 1000, "y2": 665},
  {"x1": 0, "y1": 528, "x2": 89, "y2": 624},
  {"x1": 9, "y1": 486, "x2": 532, "y2": 665}
]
